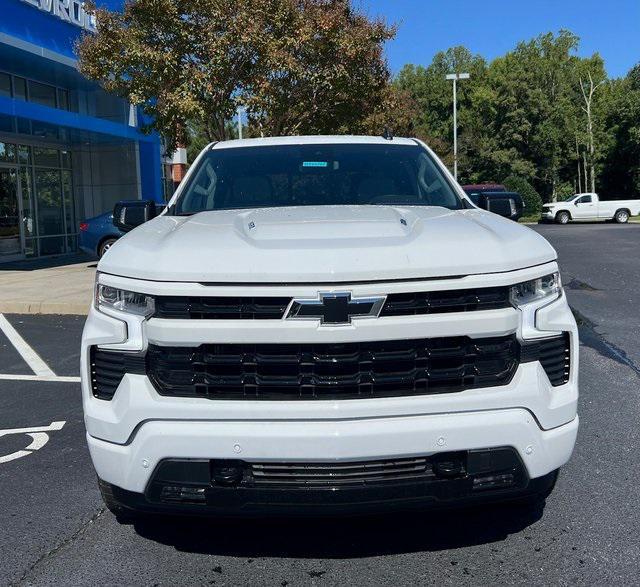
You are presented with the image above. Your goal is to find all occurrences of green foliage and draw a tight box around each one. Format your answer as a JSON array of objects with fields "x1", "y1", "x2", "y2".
[
  {"x1": 397, "y1": 31, "x2": 638, "y2": 199},
  {"x1": 503, "y1": 175, "x2": 543, "y2": 214},
  {"x1": 555, "y1": 182, "x2": 576, "y2": 200},
  {"x1": 78, "y1": 0, "x2": 394, "y2": 153}
]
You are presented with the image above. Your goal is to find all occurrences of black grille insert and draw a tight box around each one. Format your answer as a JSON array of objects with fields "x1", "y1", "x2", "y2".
[
  {"x1": 146, "y1": 335, "x2": 520, "y2": 400},
  {"x1": 521, "y1": 333, "x2": 571, "y2": 386},
  {"x1": 89, "y1": 348, "x2": 146, "y2": 400},
  {"x1": 152, "y1": 286, "x2": 512, "y2": 320},
  {"x1": 154, "y1": 296, "x2": 290, "y2": 319},
  {"x1": 381, "y1": 287, "x2": 510, "y2": 316}
]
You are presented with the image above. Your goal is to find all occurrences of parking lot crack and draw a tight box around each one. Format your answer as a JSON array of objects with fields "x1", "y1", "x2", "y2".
[
  {"x1": 10, "y1": 508, "x2": 106, "y2": 587},
  {"x1": 571, "y1": 307, "x2": 640, "y2": 378}
]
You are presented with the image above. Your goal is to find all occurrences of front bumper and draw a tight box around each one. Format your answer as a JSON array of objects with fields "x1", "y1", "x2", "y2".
[
  {"x1": 88, "y1": 408, "x2": 578, "y2": 498},
  {"x1": 541, "y1": 210, "x2": 556, "y2": 221}
]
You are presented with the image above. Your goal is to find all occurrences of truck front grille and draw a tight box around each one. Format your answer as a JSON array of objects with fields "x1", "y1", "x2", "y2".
[
  {"x1": 152, "y1": 286, "x2": 511, "y2": 319},
  {"x1": 90, "y1": 333, "x2": 570, "y2": 401},
  {"x1": 145, "y1": 335, "x2": 520, "y2": 400}
]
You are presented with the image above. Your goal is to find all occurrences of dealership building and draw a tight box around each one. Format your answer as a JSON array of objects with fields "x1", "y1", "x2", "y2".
[{"x1": 0, "y1": 0, "x2": 169, "y2": 262}]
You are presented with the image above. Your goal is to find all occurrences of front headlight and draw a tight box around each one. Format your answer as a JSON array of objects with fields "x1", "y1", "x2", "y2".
[
  {"x1": 95, "y1": 283, "x2": 155, "y2": 317},
  {"x1": 510, "y1": 272, "x2": 561, "y2": 307}
]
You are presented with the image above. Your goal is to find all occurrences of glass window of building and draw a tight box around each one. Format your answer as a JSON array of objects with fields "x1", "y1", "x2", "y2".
[
  {"x1": 35, "y1": 168, "x2": 65, "y2": 255},
  {"x1": 57, "y1": 88, "x2": 69, "y2": 111},
  {"x1": 19, "y1": 168, "x2": 36, "y2": 257},
  {"x1": 28, "y1": 80, "x2": 57, "y2": 108},
  {"x1": 0, "y1": 72, "x2": 10, "y2": 97},
  {"x1": 33, "y1": 147, "x2": 60, "y2": 167},
  {"x1": 13, "y1": 77, "x2": 27, "y2": 100},
  {"x1": 0, "y1": 142, "x2": 16, "y2": 163},
  {"x1": 18, "y1": 145, "x2": 30, "y2": 165},
  {"x1": 0, "y1": 143, "x2": 77, "y2": 259},
  {"x1": 60, "y1": 150, "x2": 72, "y2": 169}
]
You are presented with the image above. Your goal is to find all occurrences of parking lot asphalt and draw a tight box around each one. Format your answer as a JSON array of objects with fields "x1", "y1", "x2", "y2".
[{"x1": 1, "y1": 223, "x2": 639, "y2": 586}]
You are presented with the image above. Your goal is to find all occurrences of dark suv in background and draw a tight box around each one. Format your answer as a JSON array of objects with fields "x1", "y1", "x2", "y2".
[{"x1": 462, "y1": 184, "x2": 524, "y2": 221}]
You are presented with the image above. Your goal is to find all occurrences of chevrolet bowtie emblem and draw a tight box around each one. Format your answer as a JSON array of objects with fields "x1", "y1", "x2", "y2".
[{"x1": 285, "y1": 292, "x2": 386, "y2": 325}]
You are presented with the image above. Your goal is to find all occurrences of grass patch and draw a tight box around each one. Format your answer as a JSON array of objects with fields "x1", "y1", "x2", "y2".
[{"x1": 518, "y1": 214, "x2": 540, "y2": 224}]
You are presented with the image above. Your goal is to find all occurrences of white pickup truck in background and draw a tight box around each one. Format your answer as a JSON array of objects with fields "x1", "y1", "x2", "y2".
[{"x1": 541, "y1": 193, "x2": 640, "y2": 224}]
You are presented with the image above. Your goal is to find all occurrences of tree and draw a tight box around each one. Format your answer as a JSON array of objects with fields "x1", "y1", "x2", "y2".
[
  {"x1": 394, "y1": 31, "x2": 634, "y2": 201},
  {"x1": 244, "y1": 0, "x2": 394, "y2": 137},
  {"x1": 396, "y1": 47, "x2": 487, "y2": 173},
  {"x1": 356, "y1": 84, "x2": 419, "y2": 137},
  {"x1": 78, "y1": 0, "x2": 394, "y2": 153},
  {"x1": 503, "y1": 175, "x2": 543, "y2": 214},
  {"x1": 599, "y1": 67, "x2": 640, "y2": 195},
  {"x1": 578, "y1": 69, "x2": 606, "y2": 193}
]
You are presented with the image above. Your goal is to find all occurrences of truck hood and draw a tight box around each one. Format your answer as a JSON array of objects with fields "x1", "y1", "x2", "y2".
[{"x1": 99, "y1": 206, "x2": 557, "y2": 283}]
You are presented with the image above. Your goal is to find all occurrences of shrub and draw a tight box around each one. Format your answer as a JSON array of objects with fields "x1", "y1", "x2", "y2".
[
  {"x1": 503, "y1": 175, "x2": 543, "y2": 214},
  {"x1": 555, "y1": 182, "x2": 575, "y2": 200}
]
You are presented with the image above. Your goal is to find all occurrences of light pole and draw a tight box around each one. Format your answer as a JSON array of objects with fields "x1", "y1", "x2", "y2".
[
  {"x1": 237, "y1": 106, "x2": 244, "y2": 140},
  {"x1": 446, "y1": 72, "x2": 469, "y2": 181}
]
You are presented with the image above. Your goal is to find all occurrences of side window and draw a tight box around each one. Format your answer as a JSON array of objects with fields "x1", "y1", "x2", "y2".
[
  {"x1": 417, "y1": 153, "x2": 457, "y2": 208},
  {"x1": 578, "y1": 195, "x2": 592, "y2": 204}
]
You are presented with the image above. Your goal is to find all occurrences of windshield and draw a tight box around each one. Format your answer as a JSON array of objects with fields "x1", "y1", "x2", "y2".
[
  {"x1": 563, "y1": 194, "x2": 578, "y2": 202},
  {"x1": 173, "y1": 143, "x2": 463, "y2": 215}
]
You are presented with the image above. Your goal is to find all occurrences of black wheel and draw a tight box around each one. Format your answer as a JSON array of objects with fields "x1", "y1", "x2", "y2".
[
  {"x1": 98, "y1": 479, "x2": 138, "y2": 524},
  {"x1": 614, "y1": 209, "x2": 630, "y2": 224},
  {"x1": 98, "y1": 237, "x2": 118, "y2": 258},
  {"x1": 555, "y1": 211, "x2": 570, "y2": 225}
]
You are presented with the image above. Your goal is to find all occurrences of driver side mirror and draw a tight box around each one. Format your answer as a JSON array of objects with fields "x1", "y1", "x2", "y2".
[{"x1": 113, "y1": 200, "x2": 158, "y2": 232}]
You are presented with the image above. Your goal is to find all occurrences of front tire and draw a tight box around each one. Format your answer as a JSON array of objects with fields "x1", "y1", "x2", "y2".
[
  {"x1": 614, "y1": 209, "x2": 630, "y2": 224},
  {"x1": 98, "y1": 479, "x2": 139, "y2": 524},
  {"x1": 555, "y1": 211, "x2": 570, "y2": 225}
]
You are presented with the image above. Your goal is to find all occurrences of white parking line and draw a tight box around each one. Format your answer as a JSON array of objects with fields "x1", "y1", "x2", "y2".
[
  {"x1": 0, "y1": 421, "x2": 66, "y2": 463},
  {"x1": 0, "y1": 374, "x2": 80, "y2": 383},
  {"x1": 0, "y1": 313, "x2": 80, "y2": 383},
  {"x1": 0, "y1": 314, "x2": 56, "y2": 377}
]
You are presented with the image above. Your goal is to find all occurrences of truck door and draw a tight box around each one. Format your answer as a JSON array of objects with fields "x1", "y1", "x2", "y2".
[{"x1": 573, "y1": 194, "x2": 596, "y2": 219}]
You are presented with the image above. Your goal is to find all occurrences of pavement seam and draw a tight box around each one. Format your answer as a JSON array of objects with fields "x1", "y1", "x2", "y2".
[{"x1": 11, "y1": 508, "x2": 106, "y2": 587}]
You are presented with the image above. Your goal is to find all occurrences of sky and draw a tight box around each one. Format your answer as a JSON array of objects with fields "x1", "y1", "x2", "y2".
[{"x1": 359, "y1": 0, "x2": 640, "y2": 79}]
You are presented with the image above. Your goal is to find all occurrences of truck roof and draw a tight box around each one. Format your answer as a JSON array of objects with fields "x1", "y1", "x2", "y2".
[{"x1": 210, "y1": 135, "x2": 419, "y2": 149}]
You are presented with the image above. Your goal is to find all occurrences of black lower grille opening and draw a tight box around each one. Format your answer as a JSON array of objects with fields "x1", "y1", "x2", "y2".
[
  {"x1": 521, "y1": 333, "x2": 571, "y2": 386},
  {"x1": 143, "y1": 448, "x2": 527, "y2": 502},
  {"x1": 89, "y1": 347, "x2": 146, "y2": 400},
  {"x1": 250, "y1": 456, "x2": 438, "y2": 487},
  {"x1": 146, "y1": 335, "x2": 520, "y2": 400}
]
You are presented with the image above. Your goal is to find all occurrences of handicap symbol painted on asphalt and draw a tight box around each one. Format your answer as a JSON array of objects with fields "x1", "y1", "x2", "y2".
[{"x1": 0, "y1": 421, "x2": 66, "y2": 464}]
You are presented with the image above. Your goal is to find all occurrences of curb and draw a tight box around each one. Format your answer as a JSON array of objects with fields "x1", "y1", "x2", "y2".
[{"x1": 0, "y1": 302, "x2": 90, "y2": 316}]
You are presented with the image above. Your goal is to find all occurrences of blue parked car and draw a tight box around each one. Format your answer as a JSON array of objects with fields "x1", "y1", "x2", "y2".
[{"x1": 79, "y1": 211, "x2": 124, "y2": 258}]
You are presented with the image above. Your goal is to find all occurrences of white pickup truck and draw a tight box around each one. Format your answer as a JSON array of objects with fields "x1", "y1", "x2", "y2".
[
  {"x1": 541, "y1": 192, "x2": 640, "y2": 224},
  {"x1": 82, "y1": 136, "x2": 579, "y2": 520}
]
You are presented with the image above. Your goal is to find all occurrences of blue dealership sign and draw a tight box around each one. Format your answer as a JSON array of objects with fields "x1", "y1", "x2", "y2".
[{"x1": 1, "y1": 0, "x2": 124, "y2": 62}]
